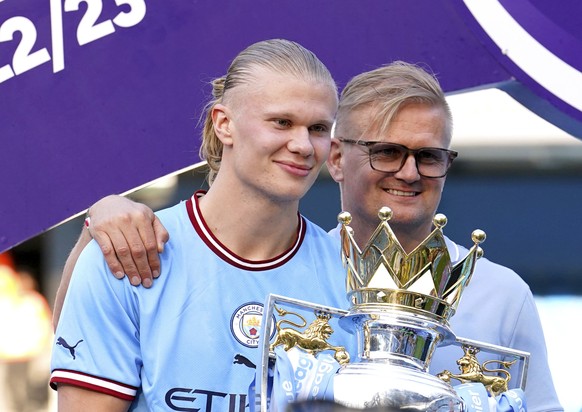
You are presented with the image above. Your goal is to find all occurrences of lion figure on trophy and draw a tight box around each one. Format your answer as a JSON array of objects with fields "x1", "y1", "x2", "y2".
[
  {"x1": 269, "y1": 306, "x2": 350, "y2": 365},
  {"x1": 437, "y1": 345, "x2": 516, "y2": 396}
]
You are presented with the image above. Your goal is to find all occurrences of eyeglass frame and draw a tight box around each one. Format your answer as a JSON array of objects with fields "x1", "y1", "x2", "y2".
[{"x1": 337, "y1": 138, "x2": 458, "y2": 178}]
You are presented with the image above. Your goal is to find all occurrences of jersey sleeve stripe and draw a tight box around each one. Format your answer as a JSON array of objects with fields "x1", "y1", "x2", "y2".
[{"x1": 50, "y1": 369, "x2": 138, "y2": 400}]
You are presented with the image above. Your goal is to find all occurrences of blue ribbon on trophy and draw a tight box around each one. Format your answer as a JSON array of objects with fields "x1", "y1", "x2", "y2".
[
  {"x1": 455, "y1": 383, "x2": 526, "y2": 412},
  {"x1": 270, "y1": 346, "x2": 338, "y2": 411},
  {"x1": 256, "y1": 207, "x2": 530, "y2": 411}
]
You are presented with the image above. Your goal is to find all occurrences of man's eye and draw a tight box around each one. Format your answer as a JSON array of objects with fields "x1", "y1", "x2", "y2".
[
  {"x1": 373, "y1": 147, "x2": 400, "y2": 158},
  {"x1": 418, "y1": 150, "x2": 442, "y2": 163},
  {"x1": 309, "y1": 124, "x2": 328, "y2": 133},
  {"x1": 275, "y1": 119, "x2": 292, "y2": 128}
]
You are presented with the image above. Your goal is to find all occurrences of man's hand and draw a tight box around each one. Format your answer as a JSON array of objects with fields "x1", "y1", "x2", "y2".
[
  {"x1": 88, "y1": 195, "x2": 169, "y2": 287},
  {"x1": 53, "y1": 195, "x2": 169, "y2": 329}
]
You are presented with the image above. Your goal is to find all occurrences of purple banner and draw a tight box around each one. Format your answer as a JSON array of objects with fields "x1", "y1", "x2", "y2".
[{"x1": 1, "y1": 0, "x2": 581, "y2": 251}]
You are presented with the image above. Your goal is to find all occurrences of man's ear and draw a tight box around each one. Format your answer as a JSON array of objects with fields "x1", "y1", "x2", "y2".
[
  {"x1": 212, "y1": 104, "x2": 233, "y2": 146},
  {"x1": 326, "y1": 138, "x2": 344, "y2": 183}
]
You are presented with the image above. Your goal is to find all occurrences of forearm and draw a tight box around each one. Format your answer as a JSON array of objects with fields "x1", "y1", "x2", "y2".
[{"x1": 52, "y1": 227, "x2": 92, "y2": 330}]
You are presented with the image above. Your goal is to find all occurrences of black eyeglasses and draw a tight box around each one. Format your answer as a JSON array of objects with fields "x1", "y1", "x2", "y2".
[{"x1": 338, "y1": 138, "x2": 458, "y2": 178}]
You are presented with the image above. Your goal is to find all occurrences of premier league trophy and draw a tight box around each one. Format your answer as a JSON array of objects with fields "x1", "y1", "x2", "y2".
[{"x1": 257, "y1": 207, "x2": 528, "y2": 411}]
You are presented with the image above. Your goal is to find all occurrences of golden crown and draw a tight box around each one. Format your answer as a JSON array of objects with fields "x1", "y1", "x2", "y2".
[{"x1": 338, "y1": 207, "x2": 485, "y2": 322}]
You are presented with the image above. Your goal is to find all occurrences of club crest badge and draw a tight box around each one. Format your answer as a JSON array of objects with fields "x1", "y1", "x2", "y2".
[{"x1": 231, "y1": 302, "x2": 275, "y2": 348}]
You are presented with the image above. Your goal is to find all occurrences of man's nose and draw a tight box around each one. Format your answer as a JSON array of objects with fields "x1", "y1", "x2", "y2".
[
  {"x1": 288, "y1": 128, "x2": 315, "y2": 157},
  {"x1": 394, "y1": 153, "x2": 420, "y2": 182}
]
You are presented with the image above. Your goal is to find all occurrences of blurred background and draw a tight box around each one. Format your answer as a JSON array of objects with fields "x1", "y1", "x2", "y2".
[{"x1": 2, "y1": 89, "x2": 581, "y2": 411}]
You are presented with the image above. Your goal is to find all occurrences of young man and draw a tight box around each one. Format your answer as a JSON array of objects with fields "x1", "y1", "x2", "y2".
[
  {"x1": 54, "y1": 62, "x2": 563, "y2": 411},
  {"x1": 50, "y1": 39, "x2": 353, "y2": 411}
]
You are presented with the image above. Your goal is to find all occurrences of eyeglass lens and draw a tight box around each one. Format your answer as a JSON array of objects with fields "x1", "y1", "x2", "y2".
[{"x1": 368, "y1": 143, "x2": 451, "y2": 177}]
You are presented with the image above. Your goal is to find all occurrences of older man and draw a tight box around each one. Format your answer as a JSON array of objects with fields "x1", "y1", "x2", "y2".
[{"x1": 325, "y1": 62, "x2": 561, "y2": 412}]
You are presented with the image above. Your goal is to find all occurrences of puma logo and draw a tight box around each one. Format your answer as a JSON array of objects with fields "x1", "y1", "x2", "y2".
[
  {"x1": 233, "y1": 354, "x2": 256, "y2": 369},
  {"x1": 56, "y1": 337, "x2": 84, "y2": 360}
]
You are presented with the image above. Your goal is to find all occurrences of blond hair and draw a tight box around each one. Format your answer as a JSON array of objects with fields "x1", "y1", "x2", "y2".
[
  {"x1": 336, "y1": 61, "x2": 452, "y2": 145},
  {"x1": 200, "y1": 39, "x2": 336, "y2": 185}
]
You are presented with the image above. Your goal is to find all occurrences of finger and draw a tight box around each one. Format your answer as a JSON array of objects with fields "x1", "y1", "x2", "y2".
[
  {"x1": 132, "y1": 223, "x2": 160, "y2": 287},
  {"x1": 149, "y1": 217, "x2": 170, "y2": 280},
  {"x1": 153, "y1": 216, "x2": 170, "y2": 254},
  {"x1": 90, "y1": 229, "x2": 126, "y2": 280},
  {"x1": 136, "y1": 226, "x2": 161, "y2": 285},
  {"x1": 114, "y1": 225, "x2": 153, "y2": 287},
  {"x1": 94, "y1": 223, "x2": 143, "y2": 286}
]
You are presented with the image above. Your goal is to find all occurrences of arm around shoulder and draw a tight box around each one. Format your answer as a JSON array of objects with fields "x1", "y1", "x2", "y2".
[
  {"x1": 52, "y1": 194, "x2": 170, "y2": 329},
  {"x1": 85, "y1": 195, "x2": 169, "y2": 287}
]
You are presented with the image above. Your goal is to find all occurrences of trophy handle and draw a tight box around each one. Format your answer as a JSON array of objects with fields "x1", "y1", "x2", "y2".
[
  {"x1": 437, "y1": 335, "x2": 530, "y2": 394},
  {"x1": 256, "y1": 294, "x2": 348, "y2": 412}
]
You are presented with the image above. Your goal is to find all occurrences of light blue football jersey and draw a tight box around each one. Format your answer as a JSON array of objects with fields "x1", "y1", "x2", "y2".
[{"x1": 51, "y1": 193, "x2": 352, "y2": 411}]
